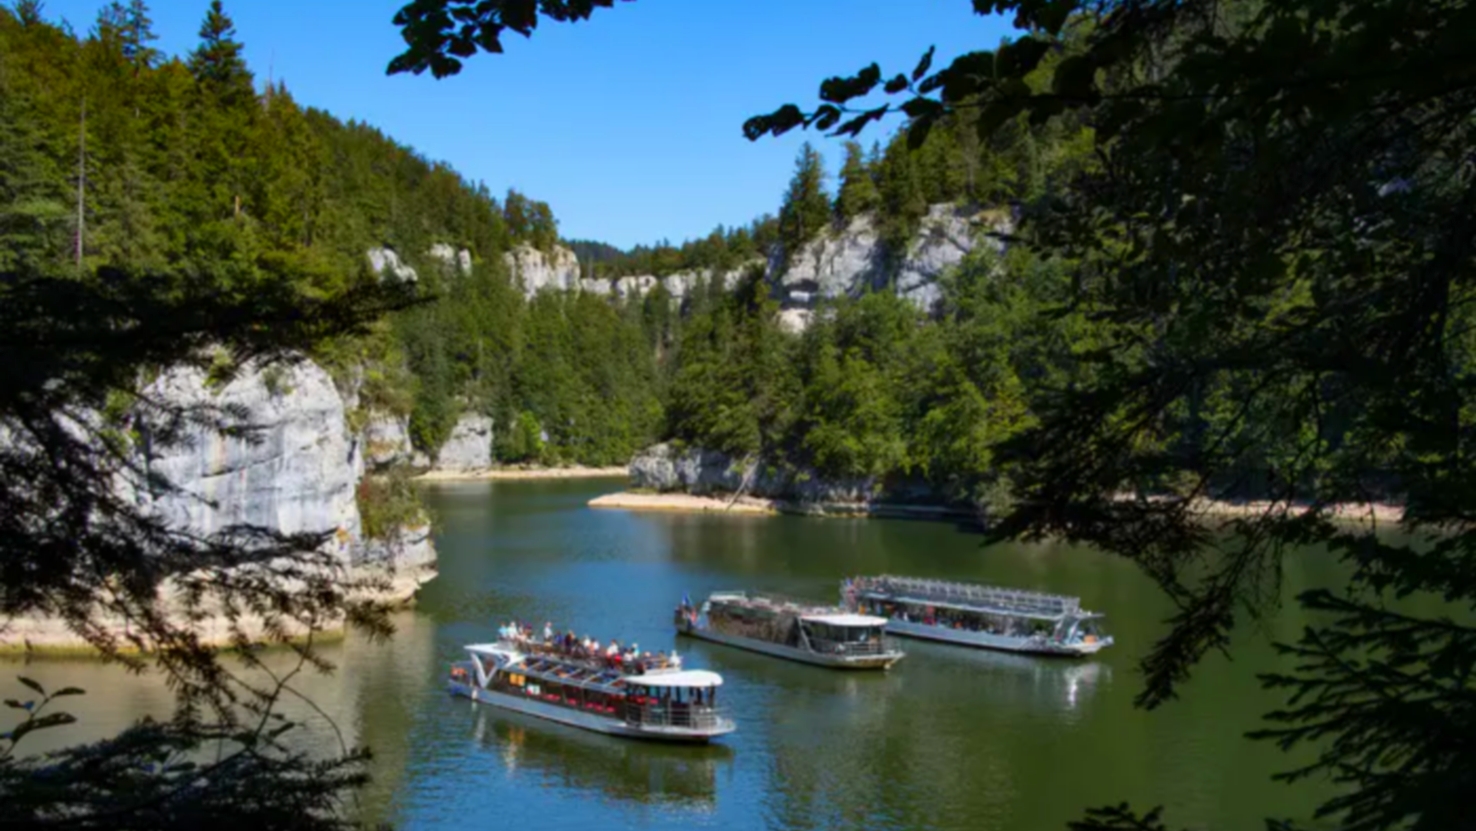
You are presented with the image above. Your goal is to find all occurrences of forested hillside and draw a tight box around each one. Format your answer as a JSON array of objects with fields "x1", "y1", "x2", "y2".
[
  {"x1": 0, "y1": 1, "x2": 665, "y2": 466},
  {"x1": 1, "y1": 0, "x2": 1104, "y2": 505},
  {"x1": 595, "y1": 43, "x2": 1098, "y2": 509}
]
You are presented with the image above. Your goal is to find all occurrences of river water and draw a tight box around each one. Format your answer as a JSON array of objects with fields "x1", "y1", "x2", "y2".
[{"x1": 3, "y1": 478, "x2": 1346, "y2": 830}]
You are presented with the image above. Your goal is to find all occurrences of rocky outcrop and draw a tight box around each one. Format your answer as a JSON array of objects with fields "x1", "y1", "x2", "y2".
[
  {"x1": 366, "y1": 247, "x2": 418, "y2": 283},
  {"x1": 140, "y1": 362, "x2": 363, "y2": 552},
  {"x1": 428, "y1": 243, "x2": 473, "y2": 276},
  {"x1": 628, "y1": 442, "x2": 941, "y2": 508},
  {"x1": 895, "y1": 204, "x2": 998, "y2": 313},
  {"x1": 433, "y1": 413, "x2": 493, "y2": 472},
  {"x1": 504, "y1": 243, "x2": 581, "y2": 297},
  {"x1": 771, "y1": 204, "x2": 1004, "y2": 316},
  {"x1": 1, "y1": 358, "x2": 438, "y2": 651},
  {"x1": 774, "y1": 214, "x2": 886, "y2": 308},
  {"x1": 363, "y1": 412, "x2": 413, "y2": 469}
]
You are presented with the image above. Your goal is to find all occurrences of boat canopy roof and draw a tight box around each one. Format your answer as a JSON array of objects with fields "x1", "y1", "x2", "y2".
[
  {"x1": 466, "y1": 643, "x2": 517, "y2": 659},
  {"x1": 850, "y1": 575, "x2": 1101, "y2": 621},
  {"x1": 801, "y1": 613, "x2": 888, "y2": 627},
  {"x1": 707, "y1": 590, "x2": 850, "y2": 621},
  {"x1": 628, "y1": 669, "x2": 723, "y2": 688}
]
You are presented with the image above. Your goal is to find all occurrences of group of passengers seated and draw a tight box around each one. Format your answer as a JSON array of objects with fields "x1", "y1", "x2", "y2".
[{"x1": 497, "y1": 621, "x2": 680, "y2": 674}]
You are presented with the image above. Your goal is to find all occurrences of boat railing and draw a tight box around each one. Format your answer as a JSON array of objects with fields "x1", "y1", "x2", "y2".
[
  {"x1": 852, "y1": 576, "x2": 1082, "y2": 618},
  {"x1": 511, "y1": 638, "x2": 681, "y2": 676},
  {"x1": 804, "y1": 635, "x2": 899, "y2": 657},
  {"x1": 626, "y1": 704, "x2": 729, "y2": 732}
]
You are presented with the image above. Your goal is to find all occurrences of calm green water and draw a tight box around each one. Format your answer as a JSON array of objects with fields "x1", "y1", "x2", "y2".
[{"x1": 3, "y1": 478, "x2": 1346, "y2": 829}]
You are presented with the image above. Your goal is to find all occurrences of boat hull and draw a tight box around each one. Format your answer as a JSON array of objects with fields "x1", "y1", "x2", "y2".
[
  {"x1": 883, "y1": 619, "x2": 1112, "y2": 657},
  {"x1": 678, "y1": 624, "x2": 903, "y2": 670},
  {"x1": 448, "y1": 681, "x2": 734, "y2": 743}
]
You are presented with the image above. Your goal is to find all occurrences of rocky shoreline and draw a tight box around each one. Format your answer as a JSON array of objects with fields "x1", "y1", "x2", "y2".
[
  {"x1": 592, "y1": 443, "x2": 1407, "y2": 527},
  {"x1": 587, "y1": 490, "x2": 976, "y2": 520}
]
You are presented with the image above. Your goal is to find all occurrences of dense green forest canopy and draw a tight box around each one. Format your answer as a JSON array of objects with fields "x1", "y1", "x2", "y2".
[{"x1": 0, "y1": 0, "x2": 667, "y2": 469}]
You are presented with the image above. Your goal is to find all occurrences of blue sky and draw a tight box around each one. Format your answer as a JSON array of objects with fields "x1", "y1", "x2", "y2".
[{"x1": 41, "y1": 1, "x2": 1014, "y2": 249}]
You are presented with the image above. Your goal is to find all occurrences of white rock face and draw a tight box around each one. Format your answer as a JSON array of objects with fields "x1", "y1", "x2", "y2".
[
  {"x1": 366, "y1": 248, "x2": 418, "y2": 283},
  {"x1": 768, "y1": 203, "x2": 1007, "y2": 320},
  {"x1": 629, "y1": 442, "x2": 900, "y2": 504},
  {"x1": 896, "y1": 204, "x2": 1003, "y2": 314},
  {"x1": 428, "y1": 243, "x2": 473, "y2": 276},
  {"x1": 2, "y1": 358, "x2": 439, "y2": 651},
  {"x1": 579, "y1": 278, "x2": 612, "y2": 296},
  {"x1": 614, "y1": 274, "x2": 658, "y2": 299},
  {"x1": 775, "y1": 215, "x2": 886, "y2": 307},
  {"x1": 433, "y1": 413, "x2": 493, "y2": 472},
  {"x1": 363, "y1": 412, "x2": 413, "y2": 469},
  {"x1": 504, "y1": 243, "x2": 581, "y2": 297},
  {"x1": 140, "y1": 362, "x2": 362, "y2": 557}
]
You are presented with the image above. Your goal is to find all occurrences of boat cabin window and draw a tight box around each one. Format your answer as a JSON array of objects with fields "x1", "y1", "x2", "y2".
[{"x1": 805, "y1": 622, "x2": 883, "y2": 643}]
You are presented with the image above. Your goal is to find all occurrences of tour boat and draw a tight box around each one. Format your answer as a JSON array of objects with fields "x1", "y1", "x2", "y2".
[
  {"x1": 675, "y1": 591, "x2": 905, "y2": 670},
  {"x1": 448, "y1": 637, "x2": 735, "y2": 743},
  {"x1": 841, "y1": 575, "x2": 1114, "y2": 657}
]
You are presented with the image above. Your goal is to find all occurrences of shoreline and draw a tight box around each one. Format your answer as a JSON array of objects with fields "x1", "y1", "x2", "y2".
[
  {"x1": 587, "y1": 491, "x2": 978, "y2": 520},
  {"x1": 588, "y1": 490, "x2": 1407, "y2": 526},
  {"x1": 416, "y1": 465, "x2": 628, "y2": 482}
]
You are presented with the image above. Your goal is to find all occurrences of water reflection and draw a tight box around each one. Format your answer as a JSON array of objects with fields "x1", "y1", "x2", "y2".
[
  {"x1": 467, "y1": 706, "x2": 732, "y2": 811},
  {"x1": 902, "y1": 640, "x2": 1113, "y2": 715}
]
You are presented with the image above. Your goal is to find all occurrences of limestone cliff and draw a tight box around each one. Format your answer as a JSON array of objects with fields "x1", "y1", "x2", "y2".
[
  {"x1": 2, "y1": 359, "x2": 437, "y2": 650},
  {"x1": 771, "y1": 204, "x2": 1004, "y2": 320},
  {"x1": 552, "y1": 203, "x2": 1001, "y2": 329},
  {"x1": 433, "y1": 413, "x2": 494, "y2": 472},
  {"x1": 628, "y1": 442, "x2": 947, "y2": 512},
  {"x1": 504, "y1": 242, "x2": 581, "y2": 297}
]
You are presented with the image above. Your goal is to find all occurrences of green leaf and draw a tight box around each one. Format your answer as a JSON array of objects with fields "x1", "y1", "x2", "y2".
[
  {"x1": 912, "y1": 45, "x2": 936, "y2": 81},
  {"x1": 811, "y1": 105, "x2": 842, "y2": 131},
  {"x1": 884, "y1": 73, "x2": 910, "y2": 94},
  {"x1": 8, "y1": 712, "x2": 75, "y2": 744},
  {"x1": 4, "y1": 699, "x2": 27, "y2": 710},
  {"x1": 1052, "y1": 54, "x2": 1096, "y2": 99},
  {"x1": 52, "y1": 687, "x2": 86, "y2": 698},
  {"x1": 819, "y1": 62, "x2": 883, "y2": 104},
  {"x1": 900, "y1": 97, "x2": 944, "y2": 120},
  {"x1": 17, "y1": 677, "x2": 43, "y2": 697}
]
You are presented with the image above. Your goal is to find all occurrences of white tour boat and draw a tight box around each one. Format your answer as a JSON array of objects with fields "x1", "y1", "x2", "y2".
[
  {"x1": 676, "y1": 591, "x2": 905, "y2": 670},
  {"x1": 448, "y1": 638, "x2": 735, "y2": 743},
  {"x1": 842, "y1": 575, "x2": 1114, "y2": 657}
]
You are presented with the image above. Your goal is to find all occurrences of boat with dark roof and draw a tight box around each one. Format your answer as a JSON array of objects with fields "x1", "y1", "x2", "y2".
[
  {"x1": 675, "y1": 591, "x2": 905, "y2": 670},
  {"x1": 841, "y1": 575, "x2": 1114, "y2": 657},
  {"x1": 448, "y1": 636, "x2": 735, "y2": 743}
]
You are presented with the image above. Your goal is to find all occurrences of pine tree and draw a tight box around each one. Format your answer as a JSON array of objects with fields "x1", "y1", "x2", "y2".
[
  {"x1": 188, "y1": 1, "x2": 251, "y2": 107},
  {"x1": 876, "y1": 135, "x2": 928, "y2": 256},
  {"x1": 776, "y1": 142, "x2": 830, "y2": 265},
  {"x1": 122, "y1": 0, "x2": 158, "y2": 69},
  {"x1": 834, "y1": 140, "x2": 880, "y2": 223},
  {"x1": 13, "y1": 0, "x2": 42, "y2": 26}
]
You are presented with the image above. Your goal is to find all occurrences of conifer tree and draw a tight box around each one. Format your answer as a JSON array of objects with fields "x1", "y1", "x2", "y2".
[
  {"x1": 776, "y1": 141, "x2": 830, "y2": 265},
  {"x1": 834, "y1": 140, "x2": 880, "y2": 222},
  {"x1": 875, "y1": 135, "x2": 927, "y2": 255},
  {"x1": 122, "y1": 0, "x2": 158, "y2": 69},
  {"x1": 188, "y1": 1, "x2": 251, "y2": 107}
]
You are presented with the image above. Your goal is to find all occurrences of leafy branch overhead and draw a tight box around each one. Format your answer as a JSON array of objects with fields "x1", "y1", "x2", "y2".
[
  {"x1": 743, "y1": 0, "x2": 1099, "y2": 147},
  {"x1": 388, "y1": 0, "x2": 632, "y2": 77}
]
